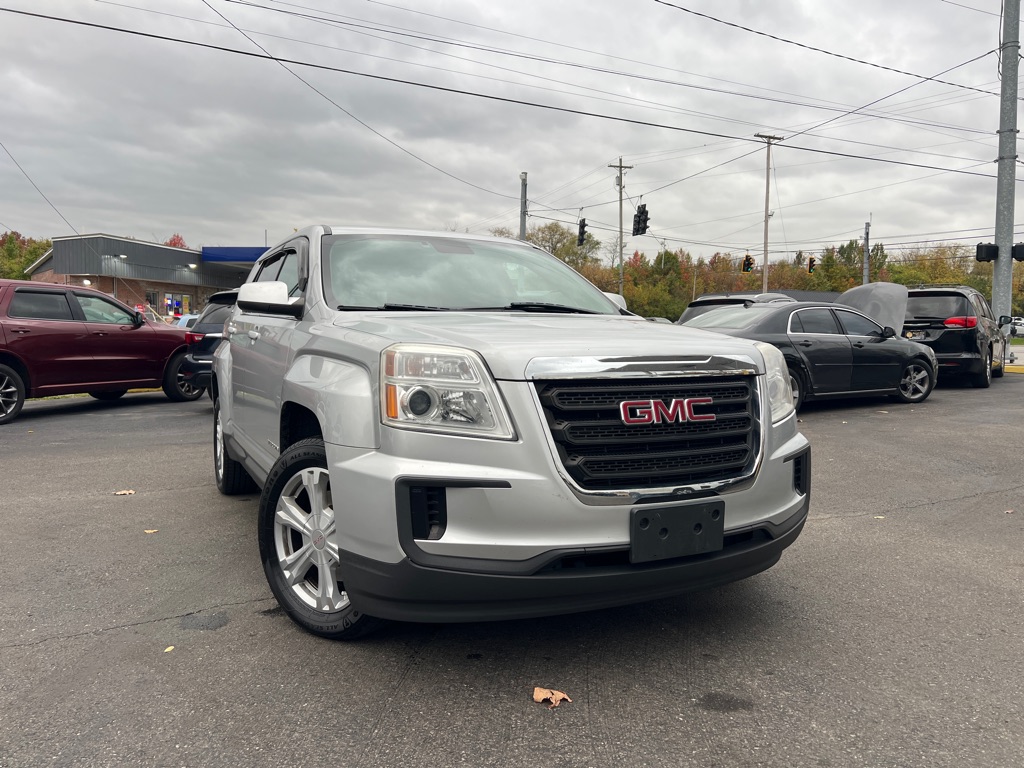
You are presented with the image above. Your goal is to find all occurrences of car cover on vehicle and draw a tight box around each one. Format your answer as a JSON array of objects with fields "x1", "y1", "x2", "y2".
[{"x1": 834, "y1": 282, "x2": 908, "y2": 335}]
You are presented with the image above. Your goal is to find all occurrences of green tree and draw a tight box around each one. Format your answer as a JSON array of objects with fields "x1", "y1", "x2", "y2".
[{"x1": 0, "y1": 231, "x2": 52, "y2": 279}]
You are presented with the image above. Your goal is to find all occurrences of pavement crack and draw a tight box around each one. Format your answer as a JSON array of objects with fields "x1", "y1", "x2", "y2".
[
  {"x1": 810, "y1": 482, "x2": 1024, "y2": 522},
  {"x1": 0, "y1": 597, "x2": 277, "y2": 650}
]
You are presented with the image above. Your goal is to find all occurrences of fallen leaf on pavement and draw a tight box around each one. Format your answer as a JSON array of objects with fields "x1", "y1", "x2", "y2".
[
  {"x1": 873, "y1": 516, "x2": 885, "y2": 520},
  {"x1": 533, "y1": 687, "x2": 572, "y2": 709},
  {"x1": 113, "y1": 490, "x2": 135, "y2": 496},
  {"x1": 1006, "y1": 510, "x2": 1015, "y2": 515},
  {"x1": 164, "y1": 646, "x2": 174, "y2": 653},
  {"x1": 144, "y1": 529, "x2": 158, "y2": 534}
]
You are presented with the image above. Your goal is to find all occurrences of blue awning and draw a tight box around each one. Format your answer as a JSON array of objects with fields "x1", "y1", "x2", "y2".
[{"x1": 201, "y1": 246, "x2": 267, "y2": 263}]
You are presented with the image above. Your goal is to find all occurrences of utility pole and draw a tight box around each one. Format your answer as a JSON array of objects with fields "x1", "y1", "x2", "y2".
[
  {"x1": 993, "y1": 0, "x2": 1020, "y2": 320},
  {"x1": 755, "y1": 134, "x2": 782, "y2": 293},
  {"x1": 609, "y1": 157, "x2": 633, "y2": 296},
  {"x1": 519, "y1": 172, "x2": 528, "y2": 240},
  {"x1": 863, "y1": 221, "x2": 871, "y2": 285}
]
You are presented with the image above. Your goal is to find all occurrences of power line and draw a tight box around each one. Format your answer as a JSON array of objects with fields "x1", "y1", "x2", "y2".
[
  {"x1": 5, "y1": 6, "x2": 1003, "y2": 182},
  {"x1": 652, "y1": 0, "x2": 1009, "y2": 99},
  {"x1": 227, "y1": 0, "x2": 996, "y2": 137},
  {"x1": 0, "y1": 139, "x2": 81, "y2": 236},
  {"x1": 197, "y1": 1, "x2": 517, "y2": 200}
]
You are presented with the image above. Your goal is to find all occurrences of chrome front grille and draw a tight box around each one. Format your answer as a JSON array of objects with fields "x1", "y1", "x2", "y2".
[{"x1": 534, "y1": 377, "x2": 758, "y2": 491}]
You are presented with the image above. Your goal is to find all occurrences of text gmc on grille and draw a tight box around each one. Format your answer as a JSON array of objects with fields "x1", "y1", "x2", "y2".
[{"x1": 534, "y1": 376, "x2": 757, "y2": 491}]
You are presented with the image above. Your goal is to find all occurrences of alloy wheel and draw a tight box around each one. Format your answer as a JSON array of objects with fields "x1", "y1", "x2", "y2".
[
  {"x1": 0, "y1": 373, "x2": 19, "y2": 417},
  {"x1": 272, "y1": 467, "x2": 349, "y2": 613},
  {"x1": 899, "y1": 363, "x2": 931, "y2": 401}
]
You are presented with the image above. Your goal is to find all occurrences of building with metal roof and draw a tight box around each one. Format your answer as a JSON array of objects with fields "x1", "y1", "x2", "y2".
[{"x1": 26, "y1": 234, "x2": 261, "y2": 318}]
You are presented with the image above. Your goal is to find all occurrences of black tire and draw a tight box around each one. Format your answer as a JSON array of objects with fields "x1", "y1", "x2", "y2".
[
  {"x1": 0, "y1": 364, "x2": 27, "y2": 425},
  {"x1": 787, "y1": 366, "x2": 806, "y2": 412},
  {"x1": 894, "y1": 359, "x2": 934, "y2": 404},
  {"x1": 162, "y1": 351, "x2": 205, "y2": 401},
  {"x1": 89, "y1": 390, "x2": 127, "y2": 401},
  {"x1": 971, "y1": 348, "x2": 993, "y2": 389},
  {"x1": 214, "y1": 398, "x2": 258, "y2": 495},
  {"x1": 258, "y1": 438, "x2": 383, "y2": 640}
]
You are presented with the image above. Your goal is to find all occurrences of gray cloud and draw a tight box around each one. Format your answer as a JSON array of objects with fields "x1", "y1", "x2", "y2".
[{"x1": 0, "y1": 0, "x2": 1014, "y2": 262}]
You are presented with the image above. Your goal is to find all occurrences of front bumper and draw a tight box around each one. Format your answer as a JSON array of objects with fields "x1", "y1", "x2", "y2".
[{"x1": 337, "y1": 492, "x2": 808, "y2": 623}]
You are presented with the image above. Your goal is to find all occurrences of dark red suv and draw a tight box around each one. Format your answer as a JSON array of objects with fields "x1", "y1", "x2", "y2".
[{"x1": 0, "y1": 279, "x2": 204, "y2": 424}]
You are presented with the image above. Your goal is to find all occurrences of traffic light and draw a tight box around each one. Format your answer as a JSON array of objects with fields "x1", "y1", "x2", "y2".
[
  {"x1": 807, "y1": 256, "x2": 817, "y2": 274},
  {"x1": 637, "y1": 204, "x2": 649, "y2": 235},
  {"x1": 577, "y1": 218, "x2": 587, "y2": 246},
  {"x1": 741, "y1": 254, "x2": 754, "y2": 273},
  {"x1": 976, "y1": 242, "x2": 998, "y2": 262},
  {"x1": 1013, "y1": 243, "x2": 1024, "y2": 262},
  {"x1": 632, "y1": 204, "x2": 650, "y2": 236}
]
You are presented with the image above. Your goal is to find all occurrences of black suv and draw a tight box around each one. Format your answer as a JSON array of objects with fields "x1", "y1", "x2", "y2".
[
  {"x1": 903, "y1": 285, "x2": 1009, "y2": 387},
  {"x1": 179, "y1": 290, "x2": 237, "y2": 396}
]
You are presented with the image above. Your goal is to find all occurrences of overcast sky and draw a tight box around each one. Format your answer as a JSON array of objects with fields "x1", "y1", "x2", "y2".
[{"x1": 0, "y1": 0, "x2": 1019, "y2": 264}]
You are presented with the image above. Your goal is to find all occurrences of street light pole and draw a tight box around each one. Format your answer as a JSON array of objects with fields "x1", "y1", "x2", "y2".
[
  {"x1": 609, "y1": 157, "x2": 633, "y2": 297},
  {"x1": 755, "y1": 134, "x2": 782, "y2": 293},
  {"x1": 519, "y1": 172, "x2": 528, "y2": 240}
]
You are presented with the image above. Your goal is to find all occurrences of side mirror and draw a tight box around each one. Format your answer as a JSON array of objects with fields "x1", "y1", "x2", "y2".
[
  {"x1": 133, "y1": 311, "x2": 146, "y2": 327},
  {"x1": 237, "y1": 281, "x2": 304, "y2": 319},
  {"x1": 881, "y1": 326, "x2": 896, "y2": 339},
  {"x1": 998, "y1": 315, "x2": 1012, "y2": 326},
  {"x1": 603, "y1": 292, "x2": 627, "y2": 311}
]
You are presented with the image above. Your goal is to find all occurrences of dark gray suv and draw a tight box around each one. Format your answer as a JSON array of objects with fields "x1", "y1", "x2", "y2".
[{"x1": 903, "y1": 285, "x2": 1009, "y2": 387}]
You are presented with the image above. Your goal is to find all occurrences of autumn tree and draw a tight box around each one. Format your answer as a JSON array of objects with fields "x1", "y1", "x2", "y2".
[
  {"x1": 164, "y1": 233, "x2": 189, "y2": 249},
  {"x1": 0, "y1": 231, "x2": 52, "y2": 279}
]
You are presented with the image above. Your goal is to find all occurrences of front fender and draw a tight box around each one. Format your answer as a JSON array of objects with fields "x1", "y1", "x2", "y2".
[{"x1": 282, "y1": 354, "x2": 378, "y2": 449}]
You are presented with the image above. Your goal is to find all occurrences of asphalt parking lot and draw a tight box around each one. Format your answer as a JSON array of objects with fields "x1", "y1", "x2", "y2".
[{"x1": 1, "y1": 376, "x2": 1022, "y2": 768}]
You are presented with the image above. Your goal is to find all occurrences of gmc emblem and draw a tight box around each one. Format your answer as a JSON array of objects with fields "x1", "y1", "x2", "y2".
[{"x1": 619, "y1": 397, "x2": 716, "y2": 425}]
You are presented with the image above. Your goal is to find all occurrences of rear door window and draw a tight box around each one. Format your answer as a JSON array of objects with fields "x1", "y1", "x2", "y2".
[
  {"x1": 8, "y1": 290, "x2": 75, "y2": 320},
  {"x1": 791, "y1": 308, "x2": 841, "y2": 334}
]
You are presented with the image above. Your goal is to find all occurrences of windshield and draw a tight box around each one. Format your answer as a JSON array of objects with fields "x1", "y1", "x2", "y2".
[
  {"x1": 680, "y1": 304, "x2": 775, "y2": 329},
  {"x1": 321, "y1": 234, "x2": 618, "y2": 314}
]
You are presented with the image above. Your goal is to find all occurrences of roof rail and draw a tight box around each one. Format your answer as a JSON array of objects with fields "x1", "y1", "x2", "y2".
[{"x1": 906, "y1": 283, "x2": 972, "y2": 289}]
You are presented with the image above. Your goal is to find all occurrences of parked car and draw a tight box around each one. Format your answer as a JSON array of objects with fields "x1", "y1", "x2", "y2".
[
  {"x1": 903, "y1": 285, "x2": 1009, "y2": 387},
  {"x1": 676, "y1": 292, "x2": 796, "y2": 324},
  {"x1": 179, "y1": 291, "x2": 237, "y2": 396},
  {"x1": 173, "y1": 313, "x2": 201, "y2": 328},
  {"x1": 213, "y1": 226, "x2": 811, "y2": 639},
  {"x1": 680, "y1": 283, "x2": 938, "y2": 411},
  {"x1": 0, "y1": 279, "x2": 205, "y2": 424}
]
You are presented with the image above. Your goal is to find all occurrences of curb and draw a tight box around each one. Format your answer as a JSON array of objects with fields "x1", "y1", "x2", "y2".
[{"x1": 1005, "y1": 364, "x2": 1024, "y2": 374}]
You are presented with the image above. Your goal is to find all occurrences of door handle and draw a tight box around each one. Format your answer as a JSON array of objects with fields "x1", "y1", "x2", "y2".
[
  {"x1": 226, "y1": 325, "x2": 237, "y2": 336},
  {"x1": 92, "y1": 332, "x2": 108, "y2": 336},
  {"x1": 10, "y1": 328, "x2": 30, "y2": 334},
  {"x1": 247, "y1": 330, "x2": 260, "y2": 340},
  {"x1": 797, "y1": 340, "x2": 813, "y2": 347},
  {"x1": 853, "y1": 341, "x2": 866, "y2": 348}
]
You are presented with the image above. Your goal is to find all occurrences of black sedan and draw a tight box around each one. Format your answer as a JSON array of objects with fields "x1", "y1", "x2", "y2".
[{"x1": 680, "y1": 300, "x2": 938, "y2": 410}]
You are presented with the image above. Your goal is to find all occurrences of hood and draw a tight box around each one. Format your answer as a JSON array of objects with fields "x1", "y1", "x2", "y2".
[
  {"x1": 333, "y1": 312, "x2": 764, "y2": 380},
  {"x1": 835, "y1": 282, "x2": 908, "y2": 335}
]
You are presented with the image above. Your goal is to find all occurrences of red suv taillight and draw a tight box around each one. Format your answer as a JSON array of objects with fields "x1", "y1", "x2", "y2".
[
  {"x1": 185, "y1": 332, "x2": 205, "y2": 344},
  {"x1": 943, "y1": 316, "x2": 977, "y2": 328}
]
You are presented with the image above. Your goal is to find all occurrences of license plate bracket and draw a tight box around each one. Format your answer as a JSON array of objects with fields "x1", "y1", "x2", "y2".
[
  {"x1": 629, "y1": 501, "x2": 725, "y2": 564},
  {"x1": 906, "y1": 330, "x2": 925, "y2": 340}
]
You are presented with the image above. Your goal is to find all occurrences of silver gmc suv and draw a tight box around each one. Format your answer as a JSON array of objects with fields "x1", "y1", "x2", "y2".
[{"x1": 212, "y1": 226, "x2": 811, "y2": 639}]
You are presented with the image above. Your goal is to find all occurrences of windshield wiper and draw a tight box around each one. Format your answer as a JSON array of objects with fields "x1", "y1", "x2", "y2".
[
  {"x1": 337, "y1": 303, "x2": 449, "y2": 311},
  {"x1": 468, "y1": 302, "x2": 601, "y2": 314}
]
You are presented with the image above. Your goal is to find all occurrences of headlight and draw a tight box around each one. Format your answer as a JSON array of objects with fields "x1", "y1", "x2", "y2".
[
  {"x1": 381, "y1": 344, "x2": 515, "y2": 439},
  {"x1": 754, "y1": 341, "x2": 795, "y2": 423}
]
